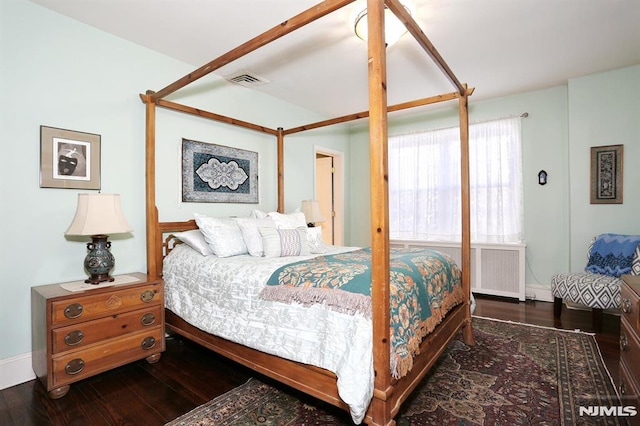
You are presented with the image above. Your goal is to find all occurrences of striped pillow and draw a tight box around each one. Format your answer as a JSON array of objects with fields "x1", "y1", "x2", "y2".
[{"x1": 259, "y1": 227, "x2": 310, "y2": 257}]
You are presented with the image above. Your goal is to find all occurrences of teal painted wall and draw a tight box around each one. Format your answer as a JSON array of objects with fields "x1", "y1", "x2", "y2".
[
  {"x1": 0, "y1": 0, "x2": 350, "y2": 363},
  {"x1": 568, "y1": 65, "x2": 640, "y2": 270}
]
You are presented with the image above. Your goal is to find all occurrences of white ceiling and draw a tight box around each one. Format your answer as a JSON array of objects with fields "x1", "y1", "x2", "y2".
[{"x1": 29, "y1": 0, "x2": 640, "y2": 118}]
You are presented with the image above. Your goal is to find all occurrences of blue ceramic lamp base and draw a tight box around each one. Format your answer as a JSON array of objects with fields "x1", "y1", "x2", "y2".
[{"x1": 84, "y1": 234, "x2": 116, "y2": 285}]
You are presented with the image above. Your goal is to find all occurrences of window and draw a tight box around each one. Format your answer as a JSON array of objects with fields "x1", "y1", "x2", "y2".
[{"x1": 388, "y1": 116, "x2": 523, "y2": 243}]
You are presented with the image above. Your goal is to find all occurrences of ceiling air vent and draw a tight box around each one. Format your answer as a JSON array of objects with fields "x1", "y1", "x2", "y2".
[{"x1": 224, "y1": 71, "x2": 270, "y2": 88}]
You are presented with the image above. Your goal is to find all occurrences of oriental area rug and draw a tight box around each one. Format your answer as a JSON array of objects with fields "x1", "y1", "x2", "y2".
[{"x1": 166, "y1": 317, "x2": 625, "y2": 426}]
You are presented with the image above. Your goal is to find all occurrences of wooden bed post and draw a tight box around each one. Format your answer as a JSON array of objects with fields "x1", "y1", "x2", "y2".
[
  {"x1": 459, "y1": 86, "x2": 475, "y2": 345},
  {"x1": 277, "y1": 127, "x2": 285, "y2": 213},
  {"x1": 142, "y1": 91, "x2": 161, "y2": 279},
  {"x1": 367, "y1": 0, "x2": 392, "y2": 425}
]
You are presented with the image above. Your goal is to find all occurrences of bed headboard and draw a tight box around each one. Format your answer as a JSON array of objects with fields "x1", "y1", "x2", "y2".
[{"x1": 149, "y1": 218, "x2": 198, "y2": 278}]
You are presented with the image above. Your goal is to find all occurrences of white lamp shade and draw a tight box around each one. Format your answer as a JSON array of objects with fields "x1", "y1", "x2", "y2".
[
  {"x1": 66, "y1": 193, "x2": 133, "y2": 236},
  {"x1": 301, "y1": 200, "x2": 325, "y2": 224}
]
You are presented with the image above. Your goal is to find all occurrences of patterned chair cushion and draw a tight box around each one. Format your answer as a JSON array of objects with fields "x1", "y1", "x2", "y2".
[{"x1": 551, "y1": 272, "x2": 621, "y2": 310}]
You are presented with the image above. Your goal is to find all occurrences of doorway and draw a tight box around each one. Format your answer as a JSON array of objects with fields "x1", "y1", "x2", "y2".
[{"x1": 315, "y1": 148, "x2": 344, "y2": 246}]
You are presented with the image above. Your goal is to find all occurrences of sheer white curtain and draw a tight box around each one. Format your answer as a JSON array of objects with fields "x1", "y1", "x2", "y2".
[{"x1": 388, "y1": 116, "x2": 523, "y2": 243}]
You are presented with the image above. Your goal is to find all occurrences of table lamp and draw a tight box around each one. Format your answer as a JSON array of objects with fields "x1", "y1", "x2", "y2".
[
  {"x1": 65, "y1": 193, "x2": 133, "y2": 284},
  {"x1": 301, "y1": 200, "x2": 325, "y2": 227}
]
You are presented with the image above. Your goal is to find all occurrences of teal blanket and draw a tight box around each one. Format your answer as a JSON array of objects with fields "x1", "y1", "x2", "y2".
[{"x1": 260, "y1": 247, "x2": 465, "y2": 378}]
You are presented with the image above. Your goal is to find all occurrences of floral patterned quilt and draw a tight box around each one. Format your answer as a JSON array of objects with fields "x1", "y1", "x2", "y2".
[{"x1": 260, "y1": 247, "x2": 465, "y2": 378}]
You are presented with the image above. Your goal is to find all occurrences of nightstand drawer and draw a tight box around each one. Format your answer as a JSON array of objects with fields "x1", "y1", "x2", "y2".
[
  {"x1": 621, "y1": 281, "x2": 640, "y2": 332},
  {"x1": 51, "y1": 305, "x2": 162, "y2": 354},
  {"x1": 621, "y1": 318, "x2": 640, "y2": 381},
  {"x1": 619, "y1": 361, "x2": 640, "y2": 425},
  {"x1": 51, "y1": 327, "x2": 163, "y2": 389},
  {"x1": 51, "y1": 282, "x2": 162, "y2": 326}
]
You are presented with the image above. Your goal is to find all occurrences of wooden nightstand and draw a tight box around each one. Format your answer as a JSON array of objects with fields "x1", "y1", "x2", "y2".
[
  {"x1": 31, "y1": 272, "x2": 165, "y2": 399},
  {"x1": 620, "y1": 274, "x2": 640, "y2": 422}
]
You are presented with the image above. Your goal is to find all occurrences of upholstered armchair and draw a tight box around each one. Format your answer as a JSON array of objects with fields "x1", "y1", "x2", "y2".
[{"x1": 551, "y1": 233, "x2": 640, "y2": 330}]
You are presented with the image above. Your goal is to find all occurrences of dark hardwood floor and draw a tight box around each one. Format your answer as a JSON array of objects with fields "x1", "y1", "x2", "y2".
[{"x1": 0, "y1": 296, "x2": 621, "y2": 426}]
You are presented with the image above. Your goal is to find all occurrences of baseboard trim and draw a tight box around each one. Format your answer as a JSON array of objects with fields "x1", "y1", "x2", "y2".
[
  {"x1": 524, "y1": 284, "x2": 553, "y2": 302},
  {"x1": 0, "y1": 352, "x2": 35, "y2": 390}
]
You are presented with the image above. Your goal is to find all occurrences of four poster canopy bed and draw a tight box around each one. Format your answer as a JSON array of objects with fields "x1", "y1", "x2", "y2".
[{"x1": 140, "y1": 0, "x2": 475, "y2": 425}]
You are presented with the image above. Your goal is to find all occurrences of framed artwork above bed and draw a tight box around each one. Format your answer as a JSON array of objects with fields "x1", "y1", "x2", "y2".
[{"x1": 182, "y1": 138, "x2": 258, "y2": 203}]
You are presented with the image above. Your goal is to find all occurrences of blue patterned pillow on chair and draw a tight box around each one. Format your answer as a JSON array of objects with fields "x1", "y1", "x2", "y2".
[
  {"x1": 632, "y1": 244, "x2": 640, "y2": 275},
  {"x1": 585, "y1": 233, "x2": 640, "y2": 277}
]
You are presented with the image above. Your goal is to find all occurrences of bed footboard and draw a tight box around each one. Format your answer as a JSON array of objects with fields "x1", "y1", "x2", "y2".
[
  {"x1": 165, "y1": 302, "x2": 470, "y2": 426},
  {"x1": 165, "y1": 309, "x2": 349, "y2": 411}
]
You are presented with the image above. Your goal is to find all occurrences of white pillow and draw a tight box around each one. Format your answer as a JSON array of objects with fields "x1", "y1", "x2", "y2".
[
  {"x1": 194, "y1": 213, "x2": 248, "y2": 257},
  {"x1": 267, "y1": 211, "x2": 307, "y2": 229},
  {"x1": 235, "y1": 217, "x2": 275, "y2": 257},
  {"x1": 259, "y1": 226, "x2": 310, "y2": 257},
  {"x1": 173, "y1": 230, "x2": 214, "y2": 256},
  {"x1": 306, "y1": 226, "x2": 327, "y2": 254}
]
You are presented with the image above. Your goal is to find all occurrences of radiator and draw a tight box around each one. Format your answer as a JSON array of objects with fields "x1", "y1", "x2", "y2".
[{"x1": 391, "y1": 240, "x2": 526, "y2": 301}]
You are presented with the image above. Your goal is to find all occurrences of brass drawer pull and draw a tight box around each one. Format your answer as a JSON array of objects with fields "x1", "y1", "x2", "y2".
[
  {"x1": 63, "y1": 303, "x2": 84, "y2": 319},
  {"x1": 622, "y1": 298, "x2": 632, "y2": 314},
  {"x1": 65, "y1": 358, "x2": 85, "y2": 375},
  {"x1": 141, "y1": 336, "x2": 156, "y2": 350},
  {"x1": 141, "y1": 313, "x2": 156, "y2": 326},
  {"x1": 620, "y1": 334, "x2": 628, "y2": 351},
  {"x1": 64, "y1": 330, "x2": 84, "y2": 346},
  {"x1": 620, "y1": 380, "x2": 627, "y2": 395},
  {"x1": 140, "y1": 290, "x2": 155, "y2": 303}
]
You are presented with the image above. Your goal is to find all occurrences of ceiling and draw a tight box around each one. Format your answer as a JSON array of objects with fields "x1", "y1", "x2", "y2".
[{"x1": 29, "y1": 0, "x2": 640, "y2": 118}]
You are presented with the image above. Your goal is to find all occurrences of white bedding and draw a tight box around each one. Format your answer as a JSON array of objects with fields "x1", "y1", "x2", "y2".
[{"x1": 163, "y1": 243, "x2": 372, "y2": 424}]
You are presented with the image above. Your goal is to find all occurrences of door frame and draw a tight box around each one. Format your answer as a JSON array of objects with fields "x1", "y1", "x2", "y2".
[{"x1": 314, "y1": 146, "x2": 344, "y2": 246}]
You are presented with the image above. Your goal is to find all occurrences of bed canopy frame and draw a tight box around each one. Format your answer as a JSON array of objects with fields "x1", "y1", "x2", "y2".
[{"x1": 140, "y1": 0, "x2": 474, "y2": 424}]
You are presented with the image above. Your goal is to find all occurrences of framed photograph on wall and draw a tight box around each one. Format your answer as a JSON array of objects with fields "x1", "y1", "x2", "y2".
[
  {"x1": 40, "y1": 126, "x2": 101, "y2": 189},
  {"x1": 182, "y1": 138, "x2": 258, "y2": 203},
  {"x1": 590, "y1": 144, "x2": 623, "y2": 204}
]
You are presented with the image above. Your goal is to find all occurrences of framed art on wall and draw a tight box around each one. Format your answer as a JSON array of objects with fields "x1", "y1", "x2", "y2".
[
  {"x1": 590, "y1": 144, "x2": 623, "y2": 204},
  {"x1": 182, "y1": 138, "x2": 258, "y2": 203},
  {"x1": 40, "y1": 126, "x2": 101, "y2": 189}
]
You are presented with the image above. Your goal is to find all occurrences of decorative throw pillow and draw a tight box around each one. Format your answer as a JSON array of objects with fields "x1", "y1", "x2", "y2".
[
  {"x1": 173, "y1": 230, "x2": 214, "y2": 256},
  {"x1": 631, "y1": 244, "x2": 640, "y2": 275},
  {"x1": 235, "y1": 217, "x2": 275, "y2": 257},
  {"x1": 267, "y1": 211, "x2": 307, "y2": 229},
  {"x1": 587, "y1": 236, "x2": 596, "y2": 262},
  {"x1": 259, "y1": 226, "x2": 310, "y2": 257},
  {"x1": 194, "y1": 213, "x2": 248, "y2": 257},
  {"x1": 306, "y1": 226, "x2": 327, "y2": 254},
  {"x1": 585, "y1": 233, "x2": 640, "y2": 277}
]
